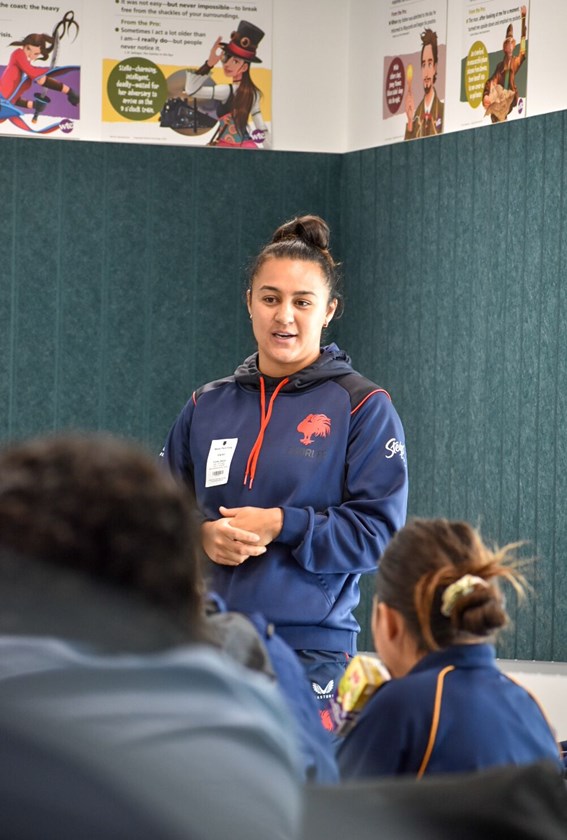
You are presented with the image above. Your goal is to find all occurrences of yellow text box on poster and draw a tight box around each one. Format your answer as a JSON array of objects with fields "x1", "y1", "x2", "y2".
[{"x1": 102, "y1": 59, "x2": 272, "y2": 123}]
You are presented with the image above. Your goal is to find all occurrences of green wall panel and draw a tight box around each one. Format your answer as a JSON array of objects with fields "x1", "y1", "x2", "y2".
[
  {"x1": 0, "y1": 139, "x2": 342, "y2": 450},
  {"x1": 2, "y1": 113, "x2": 567, "y2": 661},
  {"x1": 342, "y1": 113, "x2": 567, "y2": 659}
]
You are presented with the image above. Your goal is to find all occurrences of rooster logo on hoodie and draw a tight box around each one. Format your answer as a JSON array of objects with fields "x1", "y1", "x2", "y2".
[{"x1": 297, "y1": 414, "x2": 331, "y2": 446}]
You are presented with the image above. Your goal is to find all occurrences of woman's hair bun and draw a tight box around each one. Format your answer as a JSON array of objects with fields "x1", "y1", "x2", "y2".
[{"x1": 272, "y1": 215, "x2": 330, "y2": 251}]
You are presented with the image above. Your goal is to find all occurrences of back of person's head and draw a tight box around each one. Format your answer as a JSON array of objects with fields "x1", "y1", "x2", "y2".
[
  {"x1": 0, "y1": 432, "x2": 204, "y2": 640},
  {"x1": 376, "y1": 518, "x2": 526, "y2": 652}
]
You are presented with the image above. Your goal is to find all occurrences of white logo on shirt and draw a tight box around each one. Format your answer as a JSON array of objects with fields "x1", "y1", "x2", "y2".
[
  {"x1": 312, "y1": 680, "x2": 334, "y2": 697},
  {"x1": 385, "y1": 438, "x2": 406, "y2": 463}
]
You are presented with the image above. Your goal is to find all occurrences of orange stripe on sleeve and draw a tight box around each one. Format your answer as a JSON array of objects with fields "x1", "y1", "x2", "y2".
[{"x1": 350, "y1": 388, "x2": 391, "y2": 415}]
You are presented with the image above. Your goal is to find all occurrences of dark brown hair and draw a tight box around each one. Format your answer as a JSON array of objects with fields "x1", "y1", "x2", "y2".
[
  {"x1": 11, "y1": 33, "x2": 55, "y2": 61},
  {"x1": 231, "y1": 64, "x2": 261, "y2": 138},
  {"x1": 420, "y1": 28, "x2": 438, "y2": 85},
  {"x1": 248, "y1": 214, "x2": 344, "y2": 317},
  {"x1": 0, "y1": 433, "x2": 205, "y2": 639},
  {"x1": 376, "y1": 518, "x2": 526, "y2": 652}
]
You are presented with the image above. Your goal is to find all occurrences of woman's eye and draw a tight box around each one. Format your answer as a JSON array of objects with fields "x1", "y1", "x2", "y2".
[
  {"x1": 263, "y1": 296, "x2": 277, "y2": 304},
  {"x1": 295, "y1": 300, "x2": 310, "y2": 308}
]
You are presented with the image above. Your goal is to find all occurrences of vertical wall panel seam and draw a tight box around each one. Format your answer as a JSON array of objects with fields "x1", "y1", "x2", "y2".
[
  {"x1": 8, "y1": 142, "x2": 18, "y2": 438},
  {"x1": 371, "y1": 150, "x2": 377, "y2": 374},
  {"x1": 235, "y1": 157, "x2": 244, "y2": 360},
  {"x1": 416, "y1": 142, "x2": 425, "y2": 509},
  {"x1": 464, "y1": 136, "x2": 473, "y2": 519},
  {"x1": 98, "y1": 145, "x2": 109, "y2": 429},
  {"x1": 142, "y1": 146, "x2": 153, "y2": 445},
  {"x1": 431, "y1": 139, "x2": 441, "y2": 517},
  {"x1": 498, "y1": 126, "x2": 510, "y2": 550},
  {"x1": 550, "y1": 115, "x2": 564, "y2": 658},
  {"x1": 450, "y1": 138, "x2": 462, "y2": 518},
  {"x1": 53, "y1": 142, "x2": 63, "y2": 430},
  {"x1": 447, "y1": 140, "x2": 457, "y2": 518},
  {"x1": 534, "y1": 122, "x2": 546, "y2": 656},
  {"x1": 515, "y1": 121, "x2": 528, "y2": 655},
  {"x1": 477, "y1": 131, "x2": 488, "y2": 538},
  {"x1": 188, "y1": 154, "x2": 198, "y2": 391}
]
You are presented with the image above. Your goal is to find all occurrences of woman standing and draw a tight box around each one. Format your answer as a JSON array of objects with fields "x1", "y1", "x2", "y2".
[
  {"x1": 184, "y1": 20, "x2": 268, "y2": 148},
  {"x1": 161, "y1": 214, "x2": 408, "y2": 725},
  {"x1": 337, "y1": 518, "x2": 563, "y2": 777}
]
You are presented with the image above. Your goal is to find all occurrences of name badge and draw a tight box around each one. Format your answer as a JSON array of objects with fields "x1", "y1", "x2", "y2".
[{"x1": 205, "y1": 438, "x2": 238, "y2": 487}]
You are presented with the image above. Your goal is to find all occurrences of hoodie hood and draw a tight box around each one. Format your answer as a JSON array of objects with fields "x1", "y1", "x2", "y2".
[{"x1": 233, "y1": 343, "x2": 355, "y2": 393}]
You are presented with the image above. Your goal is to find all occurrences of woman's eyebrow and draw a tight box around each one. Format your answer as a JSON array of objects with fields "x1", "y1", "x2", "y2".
[{"x1": 257, "y1": 285, "x2": 317, "y2": 296}]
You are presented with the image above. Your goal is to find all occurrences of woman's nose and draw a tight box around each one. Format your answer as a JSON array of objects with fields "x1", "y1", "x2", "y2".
[{"x1": 275, "y1": 303, "x2": 294, "y2": 324}]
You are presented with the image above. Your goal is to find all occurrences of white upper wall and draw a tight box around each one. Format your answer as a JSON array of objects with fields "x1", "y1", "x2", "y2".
[
  {"x1": 9, "y1": 2, "x2": 563, "y2": 154},
  {"x1": 345, "y1": 0, "x2": 567, "y2": 153},
  {"x1": 272, "y1": 0, "x2": 349, "y2": 153}
]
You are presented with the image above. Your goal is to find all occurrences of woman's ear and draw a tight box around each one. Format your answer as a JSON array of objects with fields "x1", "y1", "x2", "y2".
[
  {"x1": 325, "y1": 297, "x2": 338, "y2": 325},
  {"x1": 372, "y1": 599, "x2": 404, "y2": 651},
  {"x1": 371, "y1": 596, "x2": 380, "y2": 645},
  {"x1": 246, "y1": 288, "x2": 252, "y2": 318},
  {"x1": 381, "y1": 602, "x2": 401, "y2": 642},
  {"x1": 374, "y1": 602, "x2": 422, "y2": 678},
  {"x1": 372, "y1": 599, "x2": 399, "y2": 649}
]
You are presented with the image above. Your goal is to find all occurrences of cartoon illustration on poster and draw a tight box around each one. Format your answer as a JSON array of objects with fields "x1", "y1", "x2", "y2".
[
  {"x1": 382, "y1": 1, "x2": 447, "y2": 144},
  {"x1": 102, "y1": 0, "x2": 272, "y2": 148},
  {"x1": 460, "y1": 2, "x2": 529, "y2": 128},
  {"x1": 0, "y1": 7, "x2": 81, "y2": 138}
]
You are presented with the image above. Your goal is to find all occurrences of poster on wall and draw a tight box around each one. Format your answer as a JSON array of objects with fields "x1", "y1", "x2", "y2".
[
  {"x1": 102, "y1": 0, "x2": 272, "y2": 148},
  {"x1": 0, "y1": 4, "x2": 83, "y2": 139},
  {"x1": 382, "y1": 0, "x2": 447, "y2": 144},
  {"x1": 459, "y1": 2, "x2": 529, "y2": 129}
]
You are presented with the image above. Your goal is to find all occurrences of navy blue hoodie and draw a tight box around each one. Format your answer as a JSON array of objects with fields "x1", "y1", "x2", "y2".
[{"x1": 162, "y1": 344, "x2": 408, "y2": 654}]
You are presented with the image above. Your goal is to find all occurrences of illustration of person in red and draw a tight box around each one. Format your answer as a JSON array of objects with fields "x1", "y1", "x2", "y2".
[
  {"x1": 183, "y1": 20, "x2": 269, "y2": 148},
  {"x1": 0, "y1": 12, "x2": 79, "y2": 125},
  {"x1": 482, "y1": 5, "x2": 527, "y2": 123}
]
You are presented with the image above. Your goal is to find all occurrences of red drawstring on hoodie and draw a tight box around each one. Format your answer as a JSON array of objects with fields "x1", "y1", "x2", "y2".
[{"x1": 244, "y1": 376, "x2": 289, "y2": 489}]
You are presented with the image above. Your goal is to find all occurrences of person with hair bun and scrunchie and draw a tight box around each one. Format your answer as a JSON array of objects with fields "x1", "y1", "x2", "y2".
[
  {"x1": 162, "y1": 214, "x2": 408, "y2": 729},
  {"x1": 337, "y1": 518, "x2": 563, "y2": 778}
]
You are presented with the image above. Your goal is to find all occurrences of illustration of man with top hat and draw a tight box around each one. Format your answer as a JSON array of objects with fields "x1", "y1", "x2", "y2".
[
  {"x1": 183, "y1": 20, "x2": 269, "y2": 148},
  {"x1": 482, "y1": 5, "x2": 528, "y2": 123}
]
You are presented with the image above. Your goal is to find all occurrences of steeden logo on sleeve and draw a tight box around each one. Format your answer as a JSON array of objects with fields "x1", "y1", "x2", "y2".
[{"x1": 385, "y1": 437, "x2": 406, "y2": 463}]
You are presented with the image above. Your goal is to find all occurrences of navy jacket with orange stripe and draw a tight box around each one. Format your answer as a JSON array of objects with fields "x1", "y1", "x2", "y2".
[
  {"x1": 161, "y1": 344, "x2": 408, "y2": 655},
  {"x1": 337, "y1": 644, "x2": 563, "y2": 778}
]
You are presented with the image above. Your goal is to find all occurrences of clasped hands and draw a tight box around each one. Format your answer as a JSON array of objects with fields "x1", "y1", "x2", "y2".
[{"x1": 201, "y1": 505, "x2": 283, "y2": 566}]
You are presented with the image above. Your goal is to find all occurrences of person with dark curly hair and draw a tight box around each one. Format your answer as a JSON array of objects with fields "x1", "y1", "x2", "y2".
[
  {"x1": 0, "y1": 432, "x2": 202, "y2": 642},
  {"x1": 337, "y1": 518, "x2": 563, "y2": 778},
  {"x1": 0, "y1": 432, "x2": 303, "y2": 840}
]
